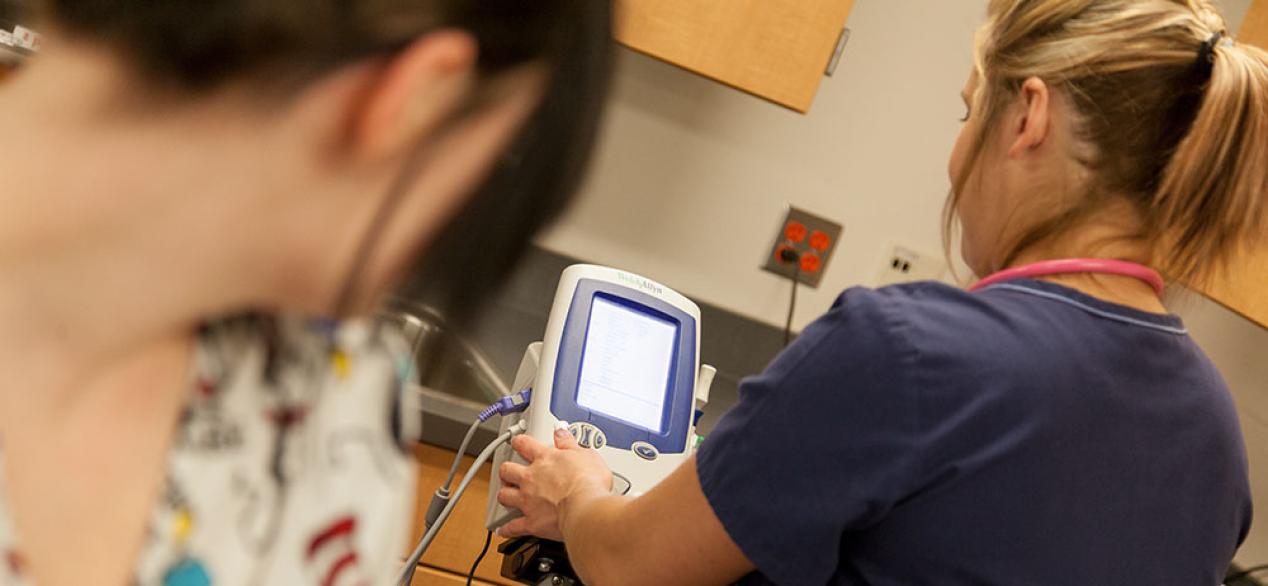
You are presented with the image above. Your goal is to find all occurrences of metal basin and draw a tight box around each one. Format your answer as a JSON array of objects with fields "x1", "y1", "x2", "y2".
[
  {"x1": 382, "y1": 300, "x2": 510, "y2": 405},
  {"x1": 380, "y1": 299, "x2": 513, "y2": 454}
]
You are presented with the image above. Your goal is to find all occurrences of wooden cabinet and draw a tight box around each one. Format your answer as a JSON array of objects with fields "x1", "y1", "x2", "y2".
[
  {"x1": 409, "y1": 565, "x2": 500, "y2": 586},
  {"x1": 615, "y1": 0, "x2": 856, "y2": 113},
  {"x1": 1203, "y1": 2, "x2": 1268, "y2": 329},
  {"x1": 1242, "y1": 0, "x2": 1268, "y2": 49},
  {"x1": 406, "y1": 444, "x2": 516, "y2": 586},
  {"x1": 1204, "y1": 249, "x2": 1268, "y2": 329}
]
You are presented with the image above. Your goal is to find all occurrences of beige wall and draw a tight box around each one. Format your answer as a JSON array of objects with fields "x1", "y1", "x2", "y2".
[
  {"x1": 541, "y1": 0, "x2": 1254, "y2": 331},
  {"x1": 539, "y1": 0, "x2": 1268, "y2": 565},
  {"x1": 539, "y1": 0, "x2": 982, "y2": 331},
  {"x1": 1182, "y1": 295, "x2": 1268, "y2": 568}
]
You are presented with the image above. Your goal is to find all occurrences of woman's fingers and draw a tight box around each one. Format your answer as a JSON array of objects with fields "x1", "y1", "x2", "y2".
[
  {"x1": 511, "y1": 435, "x2": 549, "y2": 462},
  {"x1": 497, "y1": 518, "x2": 532, "y2": 539},
  {"x1": 499, "y1": 461, "x2": 528, "y2": 486},
  {"x1": 497, "y1": 486, "x2": 523, "y2": 510}
]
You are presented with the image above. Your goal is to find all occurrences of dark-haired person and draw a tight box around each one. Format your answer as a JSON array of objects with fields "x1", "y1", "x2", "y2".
[
  {"x1": 497, "y1": 1, "x2": 1264, "y2": 584},
  {"x1": 0, "y1": 2, "x2": 613, "y2": 584}
]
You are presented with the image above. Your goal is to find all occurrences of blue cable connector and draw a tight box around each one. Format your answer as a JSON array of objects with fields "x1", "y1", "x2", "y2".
[{"x1": 478, "y1": 388, "x2": 532, "y2": 422}]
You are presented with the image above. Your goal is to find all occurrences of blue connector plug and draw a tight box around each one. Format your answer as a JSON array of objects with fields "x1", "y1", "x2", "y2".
[{"x1": 478, "y1": 388, "x2": 533, "y2": 422}]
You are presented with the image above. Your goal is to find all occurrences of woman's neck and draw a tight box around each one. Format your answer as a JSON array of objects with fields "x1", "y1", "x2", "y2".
[
  {"x1": 0, "y1": 255, "x2": 205, "y2": 412},
  {"x1": 1005, "y1": 223, "x2": 1168, "y2": 315}
]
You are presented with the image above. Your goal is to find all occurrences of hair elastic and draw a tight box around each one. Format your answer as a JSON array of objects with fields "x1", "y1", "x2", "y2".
[{"x1": 1198, "y1": 31, "x2": 1230, "y2": 70}]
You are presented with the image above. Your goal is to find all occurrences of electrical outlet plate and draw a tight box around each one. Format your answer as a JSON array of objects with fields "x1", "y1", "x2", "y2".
[
  {"x1": 874, "y1": 244, "x2": 949, "y2": 287},
  {"x1": 761, "y1": 206, "x2": 844, "y2": 288}
]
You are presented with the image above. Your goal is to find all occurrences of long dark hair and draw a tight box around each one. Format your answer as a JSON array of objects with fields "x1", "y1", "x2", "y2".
[{"x1": 40, "y1": 0, "x2": 615, "y2": 322}]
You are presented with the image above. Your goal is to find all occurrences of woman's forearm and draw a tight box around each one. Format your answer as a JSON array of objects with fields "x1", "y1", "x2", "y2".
[
  {"x1": 553, "y1": 457, "x2": 754, "y2": 586},
  {"x1": 558, "y1": 488, "x2": 635, "y2": 586}
]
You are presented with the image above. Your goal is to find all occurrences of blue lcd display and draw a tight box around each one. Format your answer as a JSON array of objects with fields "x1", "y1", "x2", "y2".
[
  {"x1": 575, "y1": 297, "x2": 679, "y2": 433},
  {"x1": 551, "y1": 279, "x2": 697, "y2": 454}
]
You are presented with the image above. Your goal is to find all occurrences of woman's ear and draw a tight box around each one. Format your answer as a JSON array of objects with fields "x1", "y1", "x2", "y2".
[
  {"x1": 347, "y1": 30, "x2": 479, "y2": 161},
  {"x1": 1008, "y1": 76, "x2": 1051, "y2": 159},
  {"x1": 310, "y1": 60, "x2": 546, "y2": 314}
]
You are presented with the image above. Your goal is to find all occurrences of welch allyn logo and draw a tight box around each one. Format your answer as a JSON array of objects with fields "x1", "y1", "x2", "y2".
[{"x1": 617, "y1": 272, "x2": 663, "y2": 295}]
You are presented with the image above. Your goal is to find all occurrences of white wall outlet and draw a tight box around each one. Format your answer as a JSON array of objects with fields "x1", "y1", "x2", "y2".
[{"x1": 874, "y1": 244, "x2": 949, "y2": 287}]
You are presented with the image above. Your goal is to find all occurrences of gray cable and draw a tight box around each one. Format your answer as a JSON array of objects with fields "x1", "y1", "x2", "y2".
[
  {"x1": 445, "y1": 419, "x2": 483, "y2": 492},
  {"x1": 398, "y1": 425, "x2": 521, "y2": 586},
  {"x1": 421, "y1": 418, "x2": 483, "y2": 534}
]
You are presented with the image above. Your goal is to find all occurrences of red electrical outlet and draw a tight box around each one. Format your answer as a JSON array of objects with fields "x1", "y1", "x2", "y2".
[
  {"x1": 773, "y1": 244, "x2": 796, "y2": 263},
  {"x1": 809, "y1": 230, "x2": 832, "y2": 252},
  {"x1": 800, "y1": 253, "x2": 822, "y2": 273},
  {"x1": 785, "y1": 221, "x2": 808, "y2": 243},
  {"x1": 761, "y1": 206, "x2": 843, "y2": 288}
]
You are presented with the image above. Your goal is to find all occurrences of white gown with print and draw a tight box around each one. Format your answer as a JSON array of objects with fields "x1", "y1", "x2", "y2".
[{"x1": 0, "y1": 317, "x2": 419, "y2": 586}]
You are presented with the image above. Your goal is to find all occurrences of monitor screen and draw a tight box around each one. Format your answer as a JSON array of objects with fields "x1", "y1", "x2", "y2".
[{"x1": 576, "y1": 296, "x2": 679, "y2": 433}]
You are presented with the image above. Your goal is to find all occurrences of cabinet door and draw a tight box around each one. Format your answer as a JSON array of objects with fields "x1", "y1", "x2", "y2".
[
  {"x1": 615, "y1": 0, "x2": 856, "y2": 113},
  {"x1": 1204, "y1": 250, "x2": 1268, "y2": 328},
  {"x1": 407, "y1": 444, "x2": 516, "y2": 586},
  {"x1": 410, "y1": 565, "x2": 499, "y2": 585},
  {"x1": 1242, "y1": 0, "x2": 1268, "y2": 48}
]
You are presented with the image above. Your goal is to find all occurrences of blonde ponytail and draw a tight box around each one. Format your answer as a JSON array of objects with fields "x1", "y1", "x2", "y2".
[
  {"x1": 1154, "y1": 38, "x2": 1268, "y2": 284},
  {"x1": 948, "y1": 0, "x2": 1268, "y2": 285}
]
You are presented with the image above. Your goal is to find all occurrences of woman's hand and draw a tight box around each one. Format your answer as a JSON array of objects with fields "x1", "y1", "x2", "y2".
[{"x1": 495, "y1": 426, "x2": 614, "y2": 541}]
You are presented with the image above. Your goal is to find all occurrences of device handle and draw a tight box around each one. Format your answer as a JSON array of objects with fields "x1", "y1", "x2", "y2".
[{"x1": 696, "y1": 365, "x2": 716, "y2": 408}]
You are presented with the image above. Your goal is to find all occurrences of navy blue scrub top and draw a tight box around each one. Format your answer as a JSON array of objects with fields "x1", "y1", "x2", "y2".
[{"x1": 697, "y1": 279, "x2": 1251, "y2": 585}]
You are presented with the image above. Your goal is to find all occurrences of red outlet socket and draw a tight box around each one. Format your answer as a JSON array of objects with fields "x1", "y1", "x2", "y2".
[
  {"x1": 785, "y1": 221, "x2": 808, "y2": 243},
  {"x1": 774, "y1": 244, "x2": 796, "y2": 263},
  {"x1": 800, "y1": 253, "x2": 822, "y2": 274},
  {"x1": 809, "y1": 230, "x2": 831, "y2": 252}
]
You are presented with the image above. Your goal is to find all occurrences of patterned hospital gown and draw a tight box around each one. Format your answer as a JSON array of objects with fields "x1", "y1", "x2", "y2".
[{"x1": 0, "y1": 316, "x2": 420, "y2": 585}]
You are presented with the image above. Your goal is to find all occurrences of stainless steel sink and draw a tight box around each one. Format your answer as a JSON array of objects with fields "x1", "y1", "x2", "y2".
[
  {"x1": 381, "y1": 299, "x2": 512, "y2": 454},
  {"x1": 383, "y1": 300, "x2": 510, "y2": 403}
]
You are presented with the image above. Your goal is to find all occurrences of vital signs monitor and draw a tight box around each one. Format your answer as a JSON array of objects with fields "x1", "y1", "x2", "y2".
[{"x1": 485, "y1": 265, "x2": 714, "y2": 530}]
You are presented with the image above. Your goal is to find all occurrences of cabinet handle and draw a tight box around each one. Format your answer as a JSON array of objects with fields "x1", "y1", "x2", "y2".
[{"x1": 825, "y1": 28, "x2": 851, "y2": 77}]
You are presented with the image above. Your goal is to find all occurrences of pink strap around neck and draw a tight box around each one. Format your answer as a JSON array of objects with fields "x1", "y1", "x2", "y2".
[{"x1": 968, "y1": 259, "x2": 1166, "y2": 297}]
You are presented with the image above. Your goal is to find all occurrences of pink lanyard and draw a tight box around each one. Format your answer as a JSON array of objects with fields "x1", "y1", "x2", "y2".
[{"x1": 968, "y1": 259, "x2": 1166, "y2": 297}]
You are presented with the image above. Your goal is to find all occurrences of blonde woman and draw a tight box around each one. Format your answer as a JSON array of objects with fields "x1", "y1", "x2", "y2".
[{"x1": 498, "y1": 1, "x2": 1266, "y2": 584}]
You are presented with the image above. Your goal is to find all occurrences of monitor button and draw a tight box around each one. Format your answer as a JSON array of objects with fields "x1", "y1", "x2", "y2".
[
  {"x1": 611, "y1": 472, "x2": 632, "y2": 495},
  {"x1": 591, "y1": 428, "x2": 607, "y2": 450},
  {"x1": 632, "y1": 442, "x2": 659, "y2": 461},
  {"x1": 578, "y1": 425, "x2": 596, "y2": 448}
]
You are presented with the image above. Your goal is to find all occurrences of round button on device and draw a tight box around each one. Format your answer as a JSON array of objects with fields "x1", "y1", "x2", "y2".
[
  {"x1": 567, "y1": 422, "x2": 584, "y2": 444},
  {"x1": 631, "y1": 441, "x2": 659, "y2": 461},
  {"x1": 569, "y1": 423, "x2": 605, "y2": 449}
]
